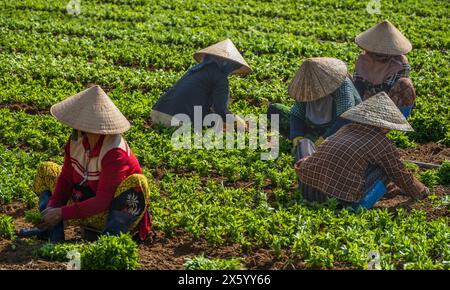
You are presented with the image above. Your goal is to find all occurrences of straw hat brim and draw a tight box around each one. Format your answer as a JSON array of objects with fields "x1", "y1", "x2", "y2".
[
  {"x1": 341, "y1": 92, "x2": 414, "y2": 132},
  {"x1": 355, "y1": 20, "x2": 412, "y2": 55},
  {"x1": 193, "y1": 52, "x2": 252, "y2": 75},
  {"x1": 193, "y1": 39, "x2": 252, "y2": 75},
  {"x1": 50, "y1": 86, "x2": 131, "y2": 135},
  {"x1": 288, "y1": 57, "x2": 348, "y2": 102}
]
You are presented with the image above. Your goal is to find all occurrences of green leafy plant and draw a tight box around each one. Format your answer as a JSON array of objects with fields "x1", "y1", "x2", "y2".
[
  {"x1": 34, "y1": 242, "x2": 84, "y2": 262},
  {"x1": 419, "y1": 170, "x2": 440, "y2": 188},
  {"x1": 438, "y1": 160, "x2": 450, "y2": 185},
  {"x1": 184, "y1": 255, "x2": 245, "y2": 270},
  {"x1": 305, "y1": 246, "x2": 334, "y2": 269},
  {"x1": 35, "y1": 234, "x2": 139, "y2": 270},
  {"x1": 387, "y1": 131, "x2": 416, "y2": 149},
  {"x1": 81, "y1": 234, "x2": 139, "y2": 270},
  {"x1": 25, "y1": 210, "x2": 42, "y2": 225},
  {"x1": 404, "y1": 161, "x2": 420, "y2": 175},
  {"x1": 0, "y1": 214, "x2": 16, "y2": 241}
]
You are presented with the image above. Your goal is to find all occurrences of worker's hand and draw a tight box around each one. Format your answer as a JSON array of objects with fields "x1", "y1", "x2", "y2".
[
  {"x1": 292, "y1": 136, "x2": 304, "y2": 147},
  {"x1": 299, "y1": 155, "x2": 310, "y2": 163},
  {"x1": 291, "y1": 136, "x2": 303, "y2": 155},
  {"x1": 420, "y1": 187, "x2": 430, "y2": 199},
  {"x1": 294, "y1": 155, "x2": 310, "y2": 172},
  {"x1": 37, "y1": 207, "x2": 62, "y2": 230},
  {"x1": 314, "y1": 136, "x2": 325, "y2": 146},
  {"x1": 235, "y1": 115, "x2": 247, "y2": 130}
]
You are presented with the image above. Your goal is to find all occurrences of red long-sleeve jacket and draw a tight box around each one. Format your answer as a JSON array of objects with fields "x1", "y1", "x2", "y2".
[{"x1": 48, "y1": 134, "x2": 142, "y2": 220}]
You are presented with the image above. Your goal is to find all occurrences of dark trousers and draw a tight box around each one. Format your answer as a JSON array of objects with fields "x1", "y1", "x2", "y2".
[{"x1": 34, "y1": 188, "x2": 142, "y2": 241}]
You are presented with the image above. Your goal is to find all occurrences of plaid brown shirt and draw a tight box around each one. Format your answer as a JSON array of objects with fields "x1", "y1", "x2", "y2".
[{"x1": 295, "y1": 123, "x2": 425, "y2": 202}]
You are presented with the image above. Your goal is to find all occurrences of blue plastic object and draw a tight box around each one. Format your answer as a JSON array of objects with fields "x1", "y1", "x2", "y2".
[
  {"x1": 400, "y1": 106, "x2": 413, "y2": 118},
  {"x1": 39, "y1": 190, "x2": 52, "y2": 212},
  {"x1": 354, "y1": 180, "x2": 387, "y2": 210},
  {"x1": 18, "y1": 222, "x2": 64, "y2": 243}
]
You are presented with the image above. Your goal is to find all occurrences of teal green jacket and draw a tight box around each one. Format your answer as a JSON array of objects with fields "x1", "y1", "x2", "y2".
[{"x1": 290, "y1": 77, "x2": 362, "y2": 139}]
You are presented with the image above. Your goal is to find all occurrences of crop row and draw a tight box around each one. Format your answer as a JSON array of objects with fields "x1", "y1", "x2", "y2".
[
  {"x1": 0, "y1": 58, "x2": 448, "y2": 144},
  {"x1": 1, "y1": 1, "x2": 449, "y2": 51},
  {"x1": 0, "y1": 0, "x2": 449, "y2": 270},
  {"x1": 1, "y1": 141, "x2": 449, "y2": 269},
  {"x1": 0, "y1": 107, "x2": 296, "y2": 191},
  {"x1": 0, "y1": 45, "x2": 447, "y2": 109},
  {"x1": 0, "y1": 106, "x2": 448, "y2": 208}
]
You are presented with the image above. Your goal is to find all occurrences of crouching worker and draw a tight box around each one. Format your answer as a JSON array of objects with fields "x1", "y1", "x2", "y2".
[
  {"x1": 294, "y1": 92, "x2": 429, "y2": 209},
  {"x1": 19, "y1": 86, "x2": 152, "y2": 242},
  {"x1": 151, "y1": 39, "x2": 251, "y2": 129},
  {"x1": 353, "y1": 20, "x2": 416, "y2": 118},
  {"x1": 267, "y1": 58, "x2": 361, "y2": 154}
]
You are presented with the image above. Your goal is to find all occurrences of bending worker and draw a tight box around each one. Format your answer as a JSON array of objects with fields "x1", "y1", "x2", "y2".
[
  {"x1": 353, "y1": 20, "x2": 416, "y2": 118},
  {"x1": 294, "y1": 92, "x2": 429, "y2": 209},
  {"x1": 19, "y1": 86, "x2": 152, "y2": 242},
  {"x1": 267, "y1": 57, "x2": 361, "y2": 157},
  {"x1": 151, "y1": 39, "x2": 251, "y2": 129}
]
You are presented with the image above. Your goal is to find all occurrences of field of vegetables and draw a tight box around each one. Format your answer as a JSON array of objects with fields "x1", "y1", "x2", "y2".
[{"x1": 0, "y1": 0, "x2": 449, "y2": 270}]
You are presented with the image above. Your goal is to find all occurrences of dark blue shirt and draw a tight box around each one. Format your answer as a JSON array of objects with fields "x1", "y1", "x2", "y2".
[{"x1": 152, "y1": 62, "x2": 231, "y2": 121}]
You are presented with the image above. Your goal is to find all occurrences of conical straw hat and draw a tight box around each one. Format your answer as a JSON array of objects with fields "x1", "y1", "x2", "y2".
[
  {"x1": 50, "y1": 85, "x2": 131, "y2": 134},
  {"x1": 355, "y1": 20, "x2": 412, "y2": 55},
  {"x1": 288, "y1": 57, "x2": 347, "y2": 102},
  {"x1": 193, "y1": 39, "x2": 252, "y2": 75},
  {"x1": 341, "y1": 91, "x2": 413, "y2": 132}
]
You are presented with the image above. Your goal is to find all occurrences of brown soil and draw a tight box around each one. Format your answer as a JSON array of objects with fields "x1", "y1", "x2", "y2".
[
  {"x1": 0, "y1": 103, "x2": 48, "y2": 115},
  {"x1": 0, "y1": 202, "x2": 297, "y2": 270},
  {"x1": 399, "y1": 143, "x2": 450, "y2": 165},
  {"x1": 0, "y1": 143, "x2": 448, "y2": 270},
  {"x1": 1, "y1": 184, "x2": 449, "y2": 270},
  {"x1": 138, "y1": 230, "x2": 301, "y2": 270},
  {"x1": 0, "y1": 202, "x2": 82, "y2": 270},
  {"x1": 374, "y1": 185, "x2": 449, "y2": 218}
]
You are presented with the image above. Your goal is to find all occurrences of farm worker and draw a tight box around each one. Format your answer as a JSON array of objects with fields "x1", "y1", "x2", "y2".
[
  {"x1": 353, "y1": 20, "x2": 415, "y2": 118},
  {"x1": 151, "y1": 38, "x2": 251, "y2": 129},
  {"x1": 267, "y1": 57, "x2": 361, "y2": 155},
  {"x1": 19, "y1": 86, "x2": 152, "y2": 242},
  {"x1": 294, "y1": 92, "x2": 429, "y2": 209}
]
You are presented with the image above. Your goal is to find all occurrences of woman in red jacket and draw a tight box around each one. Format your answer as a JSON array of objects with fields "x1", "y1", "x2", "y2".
[{"x1": 19, "y1": 86, "x2": 152, "y2": 242}]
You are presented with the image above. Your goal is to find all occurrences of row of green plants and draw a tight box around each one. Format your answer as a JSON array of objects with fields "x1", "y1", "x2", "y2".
[
  {"x1": 184, "y1": 255, "x2": 245, "y2": 270},
  {"x1": 0, "y1": 107, "x2": 447, "y2": 199},
  {"x1": 405, "y1": 161, "x2": 450, "y2": 187},
  {"x1": 2, "y1": 0, "x2": 448, "y2": 49},
  {"x1": 0, "y1": 144, "x2": 55, "y2": 205},
  {"x1": 34, "y1": 233, "x2": 139, "y2": 270},
  {"x1": 0, "y1": 1, "x2": 448, "y2": 143},
  {"x1": 3, "y1": 181, "x2": 448, "y2": 270},
  {"x1": 151, "y1": 175, "x2": 450, "y2": 269},
  {"x1": 0, "y1": 62, "x2": 447, "y2": 145},
  {"x1": 1, "y1": 141, "x2": 449, "y2": 269},
  {"x1": 0, "y1": 109, "x2": 296, "y2": 187},
  {"x1": 0, "y1": 0, "x2": 449, "y2": 270}
]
